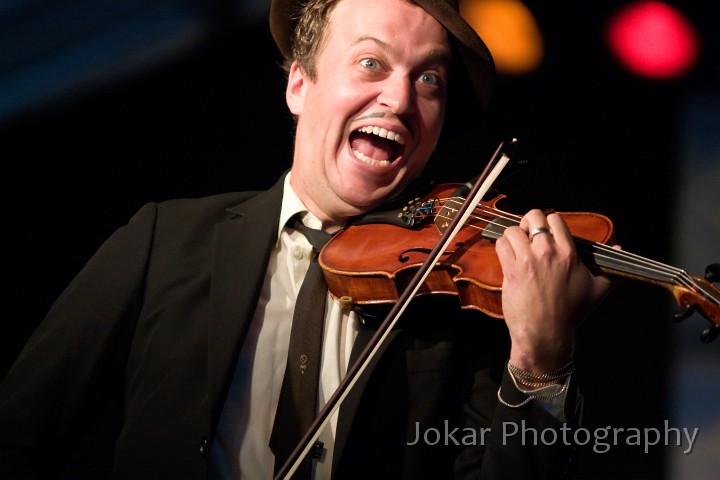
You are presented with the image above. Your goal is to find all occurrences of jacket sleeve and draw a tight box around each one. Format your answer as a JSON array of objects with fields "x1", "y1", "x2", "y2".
[
  {"x1": 0, "y1": 203, "x2": 159, "y2": 478},
  {"x1": 456, "y1": 359, "x2": 582, "y2": 479}
]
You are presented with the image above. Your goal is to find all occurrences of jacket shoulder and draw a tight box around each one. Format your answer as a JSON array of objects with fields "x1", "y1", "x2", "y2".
[{"x1": 156, "y1": 191, "x2": 261, "y2": 217}]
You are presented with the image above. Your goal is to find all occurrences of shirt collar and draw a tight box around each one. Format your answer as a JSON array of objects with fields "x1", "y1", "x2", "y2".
[{"x1": 277, "y1": 172, "x2": 322, "y2": 246}]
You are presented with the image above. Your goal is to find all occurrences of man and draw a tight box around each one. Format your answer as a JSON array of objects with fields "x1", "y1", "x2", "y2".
[{"x1": 0, "y1": 0, "x2": 614, "y2": 478}]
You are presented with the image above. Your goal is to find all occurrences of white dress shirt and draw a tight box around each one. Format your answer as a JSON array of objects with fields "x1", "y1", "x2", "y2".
[{"x1": 210, "y1": 173, "x2": 359, "y2": 479}]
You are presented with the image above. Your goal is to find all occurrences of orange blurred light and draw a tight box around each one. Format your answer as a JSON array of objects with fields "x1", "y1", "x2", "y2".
[
  {"x1": 605, "y1": 1, "x2": 700, "y2": 79},
  {"x1": 460, "y1": 0, "x2": 544, "y2": 75}
]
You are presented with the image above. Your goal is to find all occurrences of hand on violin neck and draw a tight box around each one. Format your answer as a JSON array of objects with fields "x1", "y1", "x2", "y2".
[{"x1": 495, "y1": 210, "x2": 613, "y2": 376}]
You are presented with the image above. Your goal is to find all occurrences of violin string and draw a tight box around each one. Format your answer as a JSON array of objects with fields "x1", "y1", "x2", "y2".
[
  {"x1": 585, "y1": 243, "x2": 720, "y2": 305},
  {"x1": 434, "y1": 195, "x2": 681, "y2": 283},
  {"x1": 436, "y1": 196, "x2": 685, "y2": 278},
  {"x1": 427, "y1": 197, "x2": 718, "y2": 305}
]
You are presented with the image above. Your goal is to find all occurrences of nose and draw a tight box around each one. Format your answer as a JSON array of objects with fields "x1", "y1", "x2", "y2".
[{"x1": 376, "y1": 75, "x2": 414, "y2": 115}]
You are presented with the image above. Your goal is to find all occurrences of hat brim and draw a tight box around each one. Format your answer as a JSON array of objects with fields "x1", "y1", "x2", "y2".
[{"x1": 269, "y1": 0, "x2": 495, "y2": 107}]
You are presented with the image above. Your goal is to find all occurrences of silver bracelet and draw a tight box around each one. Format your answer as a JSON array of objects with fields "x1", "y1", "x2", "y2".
[
  {"x1": 507, "y1": 359, "x2": 575, "y2": 382},
  {"x1": 496, "y1": 387, "x2": 534, "y2": 408},
  {"x1": 498, "y1": 368, "x2": 572, "y2": 408}
]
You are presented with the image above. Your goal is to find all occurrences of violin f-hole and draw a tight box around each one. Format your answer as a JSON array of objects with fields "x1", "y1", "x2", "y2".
[{"x1": 398, "y1": 242, "x2": 464, "y2": 263}]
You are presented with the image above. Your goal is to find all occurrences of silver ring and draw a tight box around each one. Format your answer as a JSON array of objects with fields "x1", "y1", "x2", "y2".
[{"x1": 528, "y1": 227, "x2": 552, "y2": 241}]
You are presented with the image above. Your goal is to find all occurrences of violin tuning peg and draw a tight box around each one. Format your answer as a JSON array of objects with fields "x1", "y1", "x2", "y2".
[
  {"x1": 672, "y1": 304, "x2": 697, "y2": 322},
  {"x1": 700, "y1": 325, "x2": 720, "y2": 344},
  {"x1": 705, "y1": 263, "x2": 720, "y2": 283},
  {"x1": 700, "y1": 325, "x2": 720, "y2": 343}
]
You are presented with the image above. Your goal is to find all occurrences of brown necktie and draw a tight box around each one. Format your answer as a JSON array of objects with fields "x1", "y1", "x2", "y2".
[{"x1": 270, "y1": 216, "x2": 332, "y2": 479}]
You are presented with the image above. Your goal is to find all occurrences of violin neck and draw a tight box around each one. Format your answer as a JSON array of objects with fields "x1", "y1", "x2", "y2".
[{"x1": 576, "y1": 238, "x2": 720, "y2": 305}]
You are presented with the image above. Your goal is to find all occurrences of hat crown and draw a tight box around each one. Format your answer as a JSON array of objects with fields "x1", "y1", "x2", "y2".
[{"x1": 269, "y1": 0, "x2": 495, "y2": 107}]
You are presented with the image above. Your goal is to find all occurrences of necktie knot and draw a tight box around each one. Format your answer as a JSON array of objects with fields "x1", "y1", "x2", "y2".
[{"x1": 290, "y1": 215, "x2": 333, "y2": 253}]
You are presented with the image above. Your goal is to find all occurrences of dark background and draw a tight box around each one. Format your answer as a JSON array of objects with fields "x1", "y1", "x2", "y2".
[{"x1": 2, "y1": 1, "x2": 719, "y2": 478}]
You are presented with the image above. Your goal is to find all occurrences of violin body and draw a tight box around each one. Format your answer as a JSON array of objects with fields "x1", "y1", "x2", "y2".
[
  {"x1": 320, "y1": 182, "x2": 720, "y2": 338},
  {"x1": 319, "y1": 184, "x2": 615, "y2": 318}
]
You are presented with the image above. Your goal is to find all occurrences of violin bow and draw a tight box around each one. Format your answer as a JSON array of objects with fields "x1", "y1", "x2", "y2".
[{"x1": 273, "y1": 138, "x2": 517, "y2": 480}]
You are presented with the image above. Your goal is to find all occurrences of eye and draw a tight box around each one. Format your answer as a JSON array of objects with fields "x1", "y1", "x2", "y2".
[
  {"x1": 418, "y1": 72, "x2": 439, "y2": 86},
  {"x1": 360, "y1": 58, "x2": 380, "y2": 70}
]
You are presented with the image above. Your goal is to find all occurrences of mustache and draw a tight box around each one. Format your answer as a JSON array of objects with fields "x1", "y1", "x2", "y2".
[
  {"x1": 353, "y1": 112, "x2": 411, "y2": 131},
  {"x1": 353, "y1": 112, "x2": 386, "y2": 121}
]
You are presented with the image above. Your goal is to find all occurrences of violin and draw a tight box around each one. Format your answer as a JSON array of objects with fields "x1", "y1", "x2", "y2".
[
  {"x1": 275, "y1": 141, "x2": 719, "y2": 479},
  {"x1": 319, "y1": 182, "x2": 720, "y2": 341}
]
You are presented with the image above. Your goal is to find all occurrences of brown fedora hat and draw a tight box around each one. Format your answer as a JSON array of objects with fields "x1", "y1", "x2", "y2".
[{"x1": 269, "y1": 0, "x2": 496, "y2": 107}]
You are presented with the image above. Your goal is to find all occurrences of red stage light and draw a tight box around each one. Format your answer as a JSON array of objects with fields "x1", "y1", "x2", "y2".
[{"x1": 605, "y1": 1, "x2": 700, "y2": 79}]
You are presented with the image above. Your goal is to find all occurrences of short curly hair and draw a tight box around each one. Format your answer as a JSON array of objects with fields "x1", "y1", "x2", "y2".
[{"x1": 283, "y1": 0, "x2": 342, "y2": 79}]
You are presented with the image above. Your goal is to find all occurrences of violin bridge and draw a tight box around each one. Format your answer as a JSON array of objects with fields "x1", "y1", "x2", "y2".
[
  {"x1": 433, "y1": 194, "x2": 512, "y2": 241},
  {"x1": 434, "y1": 196, "x2": 464, "y2": 233}
]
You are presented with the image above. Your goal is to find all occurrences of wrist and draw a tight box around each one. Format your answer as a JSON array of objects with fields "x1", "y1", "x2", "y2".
[
  {"x1": 498, "y1": 360, "x2": 574, "y2": 408},
  {"x1": 506, "y1": 358, "x2": 575, "y2": 391},
  {"x1": 509, "y1": 342, "x2": 575, "y2": 375}
]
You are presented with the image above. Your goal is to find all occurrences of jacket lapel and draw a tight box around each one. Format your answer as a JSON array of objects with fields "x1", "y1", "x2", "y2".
[
  {"x1": 208, "y1": 175, "x2": 285, "y2": 425},
  {"x1": 206, "y1": 172, "x2": 397, "y2": 464}
]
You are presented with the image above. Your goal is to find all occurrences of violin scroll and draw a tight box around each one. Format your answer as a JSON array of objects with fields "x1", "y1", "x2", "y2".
[{"x1": 672, "y1": 263, "x2": 720, "y2": 342}]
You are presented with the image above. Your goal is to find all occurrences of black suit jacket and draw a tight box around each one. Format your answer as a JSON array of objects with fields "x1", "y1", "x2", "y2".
[{"x1": 0, "y1": 174, "x2": 579, "y2": 479}]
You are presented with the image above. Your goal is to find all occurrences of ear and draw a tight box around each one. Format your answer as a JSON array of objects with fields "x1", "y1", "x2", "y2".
[{"x1": 286, "y1": 61, "x2": 308, "y2": 115}]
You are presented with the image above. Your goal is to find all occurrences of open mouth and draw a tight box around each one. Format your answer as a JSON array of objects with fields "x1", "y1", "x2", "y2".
[{"x1": 350, "y1": 126, "x2": 406, "y2": 167}]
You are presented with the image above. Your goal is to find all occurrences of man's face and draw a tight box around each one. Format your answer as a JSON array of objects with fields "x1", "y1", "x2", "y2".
[{"x1": 286, "y1": 0, "x2": 451, "y2": 227}]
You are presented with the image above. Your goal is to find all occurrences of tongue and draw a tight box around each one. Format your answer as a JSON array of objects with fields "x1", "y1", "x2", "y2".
[{"x1": 351, "y1": 132, "x2": 394, "y2": 161}]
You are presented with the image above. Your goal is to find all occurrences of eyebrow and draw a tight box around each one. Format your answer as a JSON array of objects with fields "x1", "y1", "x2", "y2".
[
  {"x1": 354, "y1": 36, "x2": 452, "y2": 65},
  {"x1": 355, "y1": 36, "x2": 392, "y2": 52}
]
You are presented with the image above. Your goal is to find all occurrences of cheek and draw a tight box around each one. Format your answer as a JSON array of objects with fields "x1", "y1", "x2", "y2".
[
  {"x1": 430, "y1": 99, "x2": 447, "y2": 132},
  {"x1": 419, "y1": 95, "x2": 446, "y2": 132},
  {"x1": 335, "y1": 82, "x2": 375, "y2": 112},
  {"x1": 308, "y1": 81, "x2": 366, "y2": 129},
  {"x1": 421, "y1": 105, "x2": 446, "y2": 151}
]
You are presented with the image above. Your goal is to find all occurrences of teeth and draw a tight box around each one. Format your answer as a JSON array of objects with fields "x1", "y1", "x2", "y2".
[
  {"x1": 353, "y1": 124, "x2": 405, "y2": 167},
  {"x1": 357, "y1": 126, "x2": 405, "y2": 145},
  {"x1": 353, "y1": 149, "x2": 391, "y2": 167}
]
